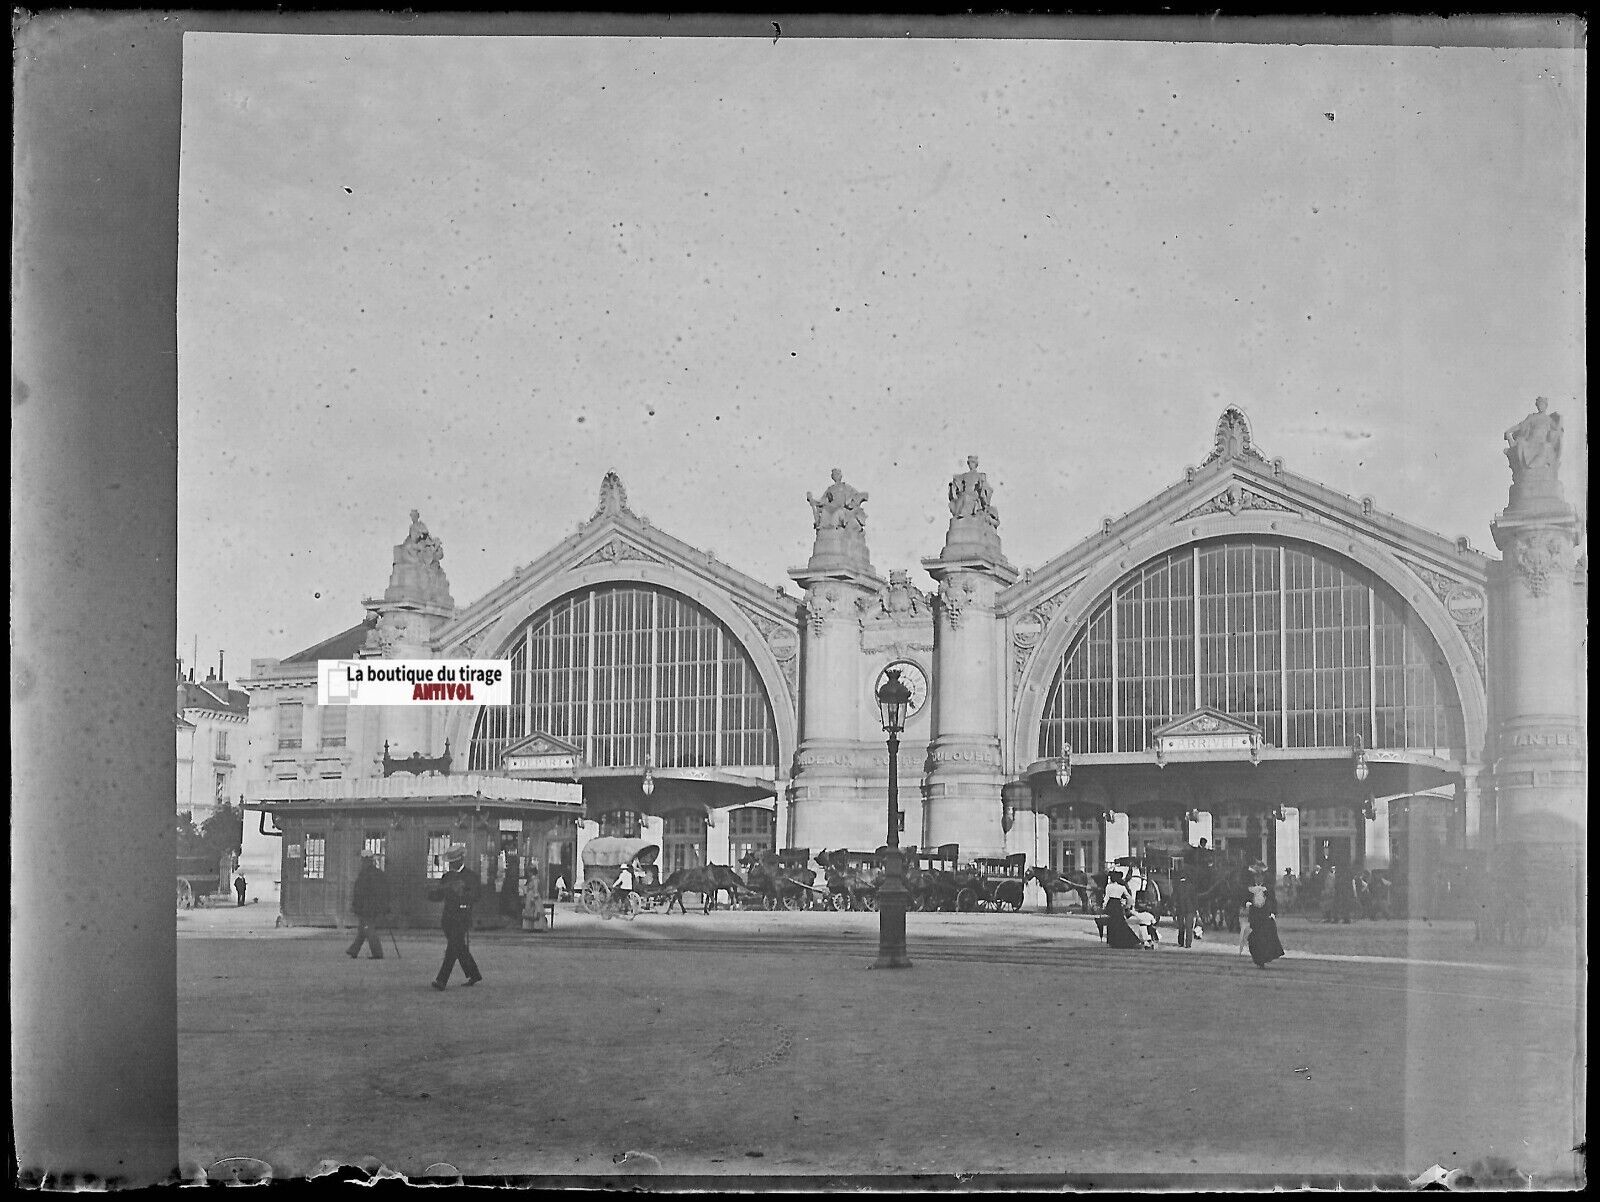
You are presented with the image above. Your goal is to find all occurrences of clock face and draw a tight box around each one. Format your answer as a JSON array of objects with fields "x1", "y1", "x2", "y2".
[{"x1": 877, "y1": 660, "x2": 929, "y2": 720}]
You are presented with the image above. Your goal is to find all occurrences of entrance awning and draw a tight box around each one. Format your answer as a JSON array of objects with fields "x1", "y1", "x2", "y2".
[
  {"x1": 570, "y1": 766, "x2": 778, "y2": 820},
  {"x1": 1021, "y1": 749, "x2": 1463, "y2": 816}
]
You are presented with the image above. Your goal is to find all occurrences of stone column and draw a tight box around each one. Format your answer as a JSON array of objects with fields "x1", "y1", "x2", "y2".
[
  {"x1": 1102, "y1": 813, "x2": 1130, "y2": 864},
  {"x1": 1362, "y1": 800, "x2": 1390, "y2": 870},
  {"x1": 922, "y1": 459, "x2": 1018, "y2": 857},
  {"x1": 707, "y1": 805, "x2": 731, "y2": 865},
  {"x1": 1487, "y1": 399, "x2": 1586, "y2": 853},
  {"x1": 1274, "y1": 807, "x2": 1300, "y2": 876}
]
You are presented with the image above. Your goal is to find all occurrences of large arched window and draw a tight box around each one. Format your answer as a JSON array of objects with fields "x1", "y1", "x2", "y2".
[
  {"x1": 1038, "y1": 539, "x2": 1464, "y2": 758},
  {"x1": 469, "y1": 585, "x2": 778, "y2": 772}
]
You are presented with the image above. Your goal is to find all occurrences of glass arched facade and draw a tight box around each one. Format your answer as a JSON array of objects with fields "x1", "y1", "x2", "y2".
[
  {"x1": 1038, "y1": 539, "x2": 1465, "y2": 759},
  {"x1": 469, "y1": 584, "x2": 778, "y2": 773}
]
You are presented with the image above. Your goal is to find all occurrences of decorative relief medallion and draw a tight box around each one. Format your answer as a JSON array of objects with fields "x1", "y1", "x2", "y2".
[
  {"x1": 874, "y1": 660, "x2": 929, "y2": 720},
  {"x1": 767, "y1": 626, "x2": 800, "y2": 662},
  {"x1": 1443, "y1": 585, "x2": 1485, "y2": 626},
  {"x1": 1511, "y1": 530, "x2": 1571, "y2": 598},
  {"x1": 1178, "y1": 483, "x2": 1294, "y2": 521}
]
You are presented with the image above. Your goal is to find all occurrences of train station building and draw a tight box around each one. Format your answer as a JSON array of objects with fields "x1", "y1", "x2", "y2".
[{"x1": 241, "y1": 404, "x2": 1585, "y2": 923}]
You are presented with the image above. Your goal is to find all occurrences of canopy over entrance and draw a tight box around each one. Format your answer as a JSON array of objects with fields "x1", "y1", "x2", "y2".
[
  {"x1": 577, "y1": 766, "x2": 777, "y2": 820},
  {"x1": 1022, "y1": 750, "x2": 1461, "y2": 817}
]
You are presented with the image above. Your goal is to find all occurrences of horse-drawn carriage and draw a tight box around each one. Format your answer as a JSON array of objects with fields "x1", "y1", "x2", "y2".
[
  {"x1": 575, "y1": 837, "x2": 662, "y2": 919},
  {"x1": 816, "y1": 848, "x2": 886, "y2": 912},
  {"x1": 741, "y1": 848, "x2": 827, "y2": 910},
  {"x1": 954, "y1": 853, "x2": 1028, "y2": 912},
  {"x1": 907, "y1": 844, "x2": 962, "y2": 912}
]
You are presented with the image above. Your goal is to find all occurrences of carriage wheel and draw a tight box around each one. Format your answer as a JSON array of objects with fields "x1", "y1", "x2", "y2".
[
  {"x1": 1001, "y1": 895, "x2": 1022, "y2": 913},
  {"x1": 176, "y1": 879, "x2": 194, "y2": 910},
  {"x1": 830, "y1": 893, "x2": 850, "y2": 912},
  {"x1": 581, "y1": 880, "x2": 609, "y2": 915},
  {"x1": 864, "y1": 894, "x2": 879, "y2": 912},
  {"x1": 907, "y1": 893, "x2": 924, "y2": 913},
  {"x1": 762, "y1": 894, "x2": 778, "y2": 911},
  {"x1": 956, "y1": 888, "x2": 978, "y2": 913},
  {"x1": 782, "y1": 892, "x2": 803, "y2": 911}
]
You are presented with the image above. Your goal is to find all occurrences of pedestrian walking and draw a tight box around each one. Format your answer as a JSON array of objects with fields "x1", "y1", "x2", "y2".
[
  {"x1": 346, "y1": 851, "x2": 391, "y2": 960},
  {"x1": 1279, "y1": 868, "x2": 1298, "y2": 912},
  {"x1": 233, "y1": 868, "x2": 248, "y2": 907},
  {"x1": 429, "y1": 845, "x2": 482, "y2": 990},
  {"x1": 1243, "y1": 882, "x2": 1285, "y2": 968}
]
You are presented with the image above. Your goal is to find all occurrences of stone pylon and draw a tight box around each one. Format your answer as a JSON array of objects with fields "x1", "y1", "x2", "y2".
[
  {"x1": 789, "y1": 469, "x2": 885, "y2": 846},
  {"x1": 922, "y1": 457, "x2": 1019, "y2": 857},
  {"x1": 1487, "y1": 399, "x2": 1586, "y2": 857}
]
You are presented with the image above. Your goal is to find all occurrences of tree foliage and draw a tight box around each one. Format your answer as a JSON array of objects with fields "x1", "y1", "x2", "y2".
[{"x1": 176, "y1": 803, "x2": 243, "y2": 866}]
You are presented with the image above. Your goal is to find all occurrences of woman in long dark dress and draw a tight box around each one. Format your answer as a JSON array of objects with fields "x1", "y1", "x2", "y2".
[
  {"x1": 1244, "y1": 883, "x2": 1285, "y2": 967},
  {"x1": 1103, "y1": 896, "x2": 1146, "y2": 949}
]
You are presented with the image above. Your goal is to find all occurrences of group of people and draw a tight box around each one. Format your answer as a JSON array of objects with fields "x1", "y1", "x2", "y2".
[{"x1": 1099, "y1": 860, "x2": 1285, "y2": 969}]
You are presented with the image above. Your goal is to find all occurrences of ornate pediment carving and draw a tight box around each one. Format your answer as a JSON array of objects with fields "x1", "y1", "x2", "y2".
[
  {"x1": 859, "y1": 572, "x2": 934, "y2": 655},
  {"x1": 1151, "y1": 709, "x2": 1263, "y2": 762},
  {"x1": 573, "y1": 537, "x2": 663, "y2": 569},
  {"x1": 1178, "y1": 482, "x2": 1294, "y2": 521},
  {"x1": 502, "y1": 733, "x2": 582, "y2": 759},
  {"x1": 1152, "y1": 709, "x2": 1262, "y2": 740}
]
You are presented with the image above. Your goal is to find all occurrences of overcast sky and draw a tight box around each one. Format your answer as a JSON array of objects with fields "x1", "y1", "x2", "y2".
[{"x1": 177, "y1": 32, "x2": 1585, "y2": 676}]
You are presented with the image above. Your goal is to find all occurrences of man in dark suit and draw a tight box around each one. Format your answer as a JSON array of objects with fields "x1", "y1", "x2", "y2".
[
  {"x1": 429, "y1": 845, "x2": 482, "y2": 990},
  {"x1": 346, "y1": 851, "x2": 391, "y2": 960},
  {"x1": 1172, "y1": 864, "x2": 1199, "y2": 948}
]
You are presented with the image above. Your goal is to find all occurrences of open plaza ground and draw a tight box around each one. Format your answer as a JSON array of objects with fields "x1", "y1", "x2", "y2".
[{"x1": 178, "y1": 903, "x2": 1584, "y2": 1185}]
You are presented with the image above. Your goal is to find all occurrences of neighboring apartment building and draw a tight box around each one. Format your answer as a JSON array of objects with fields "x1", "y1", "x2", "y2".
[{"x1": 176, "y1": 659, "x2": 250, "y2": 825}]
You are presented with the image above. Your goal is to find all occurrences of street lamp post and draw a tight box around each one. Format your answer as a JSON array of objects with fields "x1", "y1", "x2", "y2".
[{"x1": 874, "y1": 667, "x2": 913, "y2": 969}]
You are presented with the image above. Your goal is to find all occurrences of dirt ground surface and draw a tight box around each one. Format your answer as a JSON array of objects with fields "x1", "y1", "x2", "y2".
[{"x1": 179, "y1": 904, "x2": 1585, "y2": 1186}]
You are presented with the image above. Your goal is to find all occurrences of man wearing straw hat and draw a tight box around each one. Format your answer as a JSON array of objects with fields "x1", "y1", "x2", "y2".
[{"x1": 427, "y1": 844, "x2": 482, "y2": 990}]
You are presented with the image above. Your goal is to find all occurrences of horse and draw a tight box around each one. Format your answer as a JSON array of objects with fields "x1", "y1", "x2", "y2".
[
  {"x1": 1194, "y1": 858, "x2": 1250, "y2": 932},
  {"x1": 907, "y1": 857, "x2": 961, "y2": 912},
  {"x1": 658, "y1": 865, "x2": 749, "y2": 914},
  {"x1": 816, "y1": 849, "x2": 879, "y2": 911},
  {"x1": 740, "y1": 850, "x2": 818, "y2": 910},
  {"x1": 1025, "y1": 866, "x2": 1098, "y2": 913}
]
